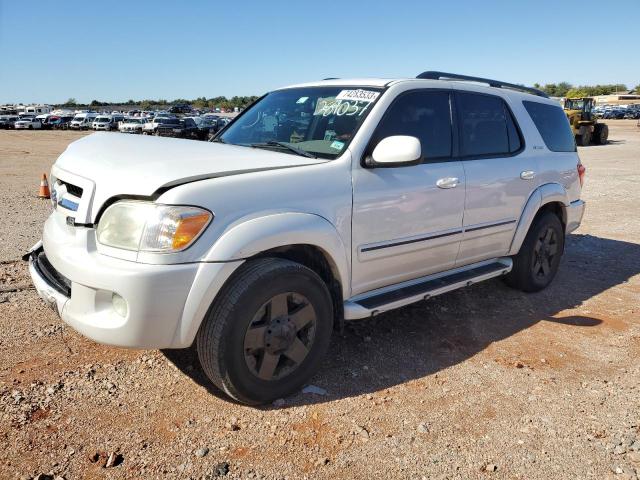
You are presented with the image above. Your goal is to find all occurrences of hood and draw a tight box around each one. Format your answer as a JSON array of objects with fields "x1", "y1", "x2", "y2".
[{"x1": 53, "y1": 133, "x2": 326, "y2": 222}]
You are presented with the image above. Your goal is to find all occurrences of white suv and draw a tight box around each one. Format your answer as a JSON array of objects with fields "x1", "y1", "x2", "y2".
[{"x1": 27, "y1": 72, "x2": 585, "y2": 405}]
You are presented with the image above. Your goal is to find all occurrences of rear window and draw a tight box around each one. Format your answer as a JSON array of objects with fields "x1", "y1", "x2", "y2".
[
  {"x1": 523, "y1": 101, "x2": 576, "y2": 152},
  {"x1": 457, "y1": 92, "x2": 522, "y2": 157}
]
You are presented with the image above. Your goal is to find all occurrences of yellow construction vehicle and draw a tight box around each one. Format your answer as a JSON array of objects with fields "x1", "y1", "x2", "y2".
[{"x1": 563, "y1": 97, "x2": 608, "y2": 146}]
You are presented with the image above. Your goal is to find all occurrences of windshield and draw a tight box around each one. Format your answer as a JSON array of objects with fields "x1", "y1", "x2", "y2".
[
  {"x1": 565, "y1": 99, "x2": 587, "y2": 111},
  {"x1": 219, "y1": 86, "x2": 382, "y2": 159},
  {"x1": 159, "y1": 118, "x2": 180, "y2": 125},
  {"x1": 126, "y1": 118, "x2": 142, "y2": 124},
  {"x1": 72, "y1": 116, "x2": 84, "y2": 121},
  {"x1": 95, "y1": 117, "x2": 109, "y2": 122}
]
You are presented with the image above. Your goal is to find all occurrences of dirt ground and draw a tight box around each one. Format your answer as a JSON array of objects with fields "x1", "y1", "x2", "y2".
[{"x1": 0, "y1": 123, "x2": 639, "y2": 480}]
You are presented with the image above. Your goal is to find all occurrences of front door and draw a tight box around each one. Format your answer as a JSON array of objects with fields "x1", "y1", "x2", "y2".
[{"x1": 351, "y1": 90, "x2": 466, "y2": 296}]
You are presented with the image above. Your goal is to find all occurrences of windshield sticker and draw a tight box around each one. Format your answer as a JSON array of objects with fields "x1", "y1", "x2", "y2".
[
  {"x1": 296, "y1": 96, "x2": 309, "y2": 104},
  {"x1": 335, "y1": 89, "x2": 380, "y2": 103},
  {"x1": 314, "y1": 97, "x2": 371, "y2": 117},
  {"x1": 330, "y1": 140, "x2": 345, "y2": 150}
]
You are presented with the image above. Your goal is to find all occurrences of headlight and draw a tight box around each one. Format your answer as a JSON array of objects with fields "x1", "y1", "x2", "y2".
[{"x1": 96, "y1": 201, "x2": 212, "y2": 252}]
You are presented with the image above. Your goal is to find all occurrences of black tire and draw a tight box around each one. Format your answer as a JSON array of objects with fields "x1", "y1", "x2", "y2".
[
  {"x1": 593, "y1": 124, "x2": 608, "y2": 145},
  {"x1": 576, "y1": 130, "x2": 591, "y2": 146},
  {"x1": 196, "y1": 258, "x2": 333, "y2": 405},
  {"x1": 504, "y1": 211, "x2": 564, "y2": 292}
]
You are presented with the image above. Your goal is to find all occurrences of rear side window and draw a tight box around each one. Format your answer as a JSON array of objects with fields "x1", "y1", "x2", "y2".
[
  {"x1": 370, "y1": 91, "x2": 452, "y2": 160},
  {"x1": 523, "y1": 101, "x2": 576, "y2": 152},
  {"x1": 457, "y1": 92, "x2": 522, "y2": 157}
]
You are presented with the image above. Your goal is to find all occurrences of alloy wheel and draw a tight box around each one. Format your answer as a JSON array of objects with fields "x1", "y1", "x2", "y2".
[
  {"x1": 532, "y1": 227, "x2": 558, "y2": 278},
  {"x1": 243, "y1": 292, "x2": 317, "y2": 381}
]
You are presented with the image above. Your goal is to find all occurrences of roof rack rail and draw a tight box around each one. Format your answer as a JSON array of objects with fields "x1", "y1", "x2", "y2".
[
  {"x1": 323, "y1": 77, "x2": 339, "y2": 80},
  {"x1": 416, "y1": 71, "x2": 549, "y2": 98}
]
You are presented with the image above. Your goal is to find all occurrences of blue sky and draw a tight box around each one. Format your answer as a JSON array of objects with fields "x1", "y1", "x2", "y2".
[{"x1": 1, "y1": 0, "x2": 638, "y2": 104}]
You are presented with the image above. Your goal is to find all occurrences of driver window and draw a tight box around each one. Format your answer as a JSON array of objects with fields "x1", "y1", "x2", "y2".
[{"x1": 370, "y1": 91, "x2": 452, "y2": 162}]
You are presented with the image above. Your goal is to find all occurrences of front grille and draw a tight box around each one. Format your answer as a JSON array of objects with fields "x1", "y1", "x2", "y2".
[
  {"x1": 58, "y1": 180, "x2": 83, "y2": 198},
  {"x1": 33, "y1": 251, "x2": 71, "y2": 297}
]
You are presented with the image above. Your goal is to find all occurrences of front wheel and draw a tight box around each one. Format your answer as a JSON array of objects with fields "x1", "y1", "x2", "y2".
[
  {"x1": 196, "y1": 258, "x2": 333, "y2": 405},
  {"x1": 576, "y1": 130, "x2": 591, "y2": 146},
  {"x1": 504, "y1": 211, "x2": 564, "y2": 292},
  {"x1": 593, "y1": 124, "x2": 608, "y2": 145}
]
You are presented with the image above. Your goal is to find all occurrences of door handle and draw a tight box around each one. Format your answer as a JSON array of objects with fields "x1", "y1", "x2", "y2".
[
  {"x1": 520, "y1": 170, "x2": 536, "y2": 180},
  {"x1": 436, "y1": 177, "x2": 460, "y2": 189}
]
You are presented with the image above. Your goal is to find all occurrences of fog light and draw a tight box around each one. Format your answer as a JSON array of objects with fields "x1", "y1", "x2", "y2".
[{"x1": 112, "y1": 293, "x2": 128, "y2": 317}]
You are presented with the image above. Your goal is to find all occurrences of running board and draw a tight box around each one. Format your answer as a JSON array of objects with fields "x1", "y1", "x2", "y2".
[{"x1": 344, "y1": 258, "x2": 512, "y2": 320}]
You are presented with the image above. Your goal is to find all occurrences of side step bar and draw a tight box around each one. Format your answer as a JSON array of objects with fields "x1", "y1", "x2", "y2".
[{"x1": 344, "y1": 258, "x2": 512, "y2": 320}]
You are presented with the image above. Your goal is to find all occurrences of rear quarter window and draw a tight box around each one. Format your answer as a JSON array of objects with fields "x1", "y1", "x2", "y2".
[{"x1": 523, "y1": 101, "x2": 576, "y2": 152}]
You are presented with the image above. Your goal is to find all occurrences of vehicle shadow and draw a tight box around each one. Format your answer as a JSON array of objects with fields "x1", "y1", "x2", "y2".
[
  {"x1": 582, "y1": 139, "x2": 626, "y2": 147},
  {"x1": 162, "y1": 233, "x2": 640, "y2": 407}
]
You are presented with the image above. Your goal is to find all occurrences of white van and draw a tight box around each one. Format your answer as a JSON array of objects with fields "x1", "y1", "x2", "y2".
[{"x1": 69, "y1": 113, "x2": 97, "y2": 130}]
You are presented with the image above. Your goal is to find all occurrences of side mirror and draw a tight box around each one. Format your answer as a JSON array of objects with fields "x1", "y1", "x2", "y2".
[{"x1": 366, "y1": 135, "x2": 422, "y2": 168}]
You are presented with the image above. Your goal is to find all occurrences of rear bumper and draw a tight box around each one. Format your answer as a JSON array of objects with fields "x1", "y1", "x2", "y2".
[
  {"x1": 565, "y1": 199, "x2": 586, "y2": 233},
  {"x1": 27, "y1": 216, "x2": 243, "y2": 349}
]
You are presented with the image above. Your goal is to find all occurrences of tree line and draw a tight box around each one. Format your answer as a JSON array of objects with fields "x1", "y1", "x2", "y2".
[
  {"x1": 532, "y1": 82, "x2": 638, "y2": 98},
  {"x1": 60, "y1": 83, "x2": 639, "y2": 109},
  {"x1": 61, "y1": 95, "x2": 260, "y2": 110}
]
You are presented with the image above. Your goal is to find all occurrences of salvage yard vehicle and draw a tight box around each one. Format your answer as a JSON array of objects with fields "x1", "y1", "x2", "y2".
[
  {"x1": 142, "y1": 116, "x2": 176, "y2": 135},
  {"x1": 0, "y1": 115, "x2": 19, "y2": 129},
  {"x1": 118, "y1": 117, "x2": 146, "y2": 134},
  {"x1": 92, "y1": 115, "x2": 124, "y2": 131},
  {"x1": 156, "y1": 117, "x2": 206, "y2": 140},
  {"x1": 69, "y1": 112, "x2": 97, "y2": 130},
  {"x1": 14, "y1": 117, "x2": 42, "y2": 129},
  {"x1": 563, "y1": 97, "x2": 608, "y2": 145},
  {"x1": 27, "y1": 72, "x2": 586, "y2": 405}
]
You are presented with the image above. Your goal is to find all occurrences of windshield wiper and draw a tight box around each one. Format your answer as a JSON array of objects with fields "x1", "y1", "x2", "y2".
[
  {"x1": 210, "y1": 137, "x2": 225, "y2": 143},
  {"x1": 251, "y1": 141, "x2": 317, "y2": 159}
]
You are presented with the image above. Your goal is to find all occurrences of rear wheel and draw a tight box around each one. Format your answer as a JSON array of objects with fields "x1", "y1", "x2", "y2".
[
  {"x1": 196, "y1": 258, "x2": 333, "y2": 405},
  {"x1": 593, "y1": 124, "x2": 608, "y2": 145},
  {"x1": 504, "y1": 211, "x2": 564, "y2": 292}
]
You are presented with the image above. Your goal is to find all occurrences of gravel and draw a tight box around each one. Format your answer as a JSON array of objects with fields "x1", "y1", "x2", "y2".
[{"x1": 1, "y1": 124, "x2": 640, "y2": 479}]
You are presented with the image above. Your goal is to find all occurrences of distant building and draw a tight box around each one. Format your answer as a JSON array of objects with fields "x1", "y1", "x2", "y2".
[{"x1": 593, "y1": 94, "x2": 640, "y2": 105}]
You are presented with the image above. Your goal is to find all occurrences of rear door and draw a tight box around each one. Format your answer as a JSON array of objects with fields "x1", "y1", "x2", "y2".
[
  {"x1": 351, "y1": 89, "x2": 466, "y2": 295},
  {"x1": 454, "y1": 91, "x2": 539, "y2": 265}
]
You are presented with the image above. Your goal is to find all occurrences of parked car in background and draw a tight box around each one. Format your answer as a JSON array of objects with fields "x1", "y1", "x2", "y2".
[
  {"x1": 0, "y1": 115, "x2": 19, "y2": 129},
  {"x1": 214, "y1": 117, "x2": 231, "y2": 133},
  {"x1": 156, "y1": 117, "x2": 204, "y2": 140},
  {"x1": 170, "y1": 104, "x2": 193, "y2": 114},
  {"x1": 142, "y1": 116, "x2": 177, "y2": 135},
  {"x1": 92, "y1": 115, "x2": 124, "y2": 131},
  {"x1": 49, "y1": 116, "x2": 75, "y2": 130},
  {"x1": 14, "y1": 117, "x2": 42, "y2": 129},
  {"x1": 118, "y1": 117, "x2": 146, "y2": 134},
  {"x1": 69, "y1": 113, "x2": 98, "y2": 130}
]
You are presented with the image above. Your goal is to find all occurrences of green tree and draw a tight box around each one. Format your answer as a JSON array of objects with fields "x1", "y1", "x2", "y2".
[{"x1": 64, "y1": 97, "x2": 77, "y2": 106}]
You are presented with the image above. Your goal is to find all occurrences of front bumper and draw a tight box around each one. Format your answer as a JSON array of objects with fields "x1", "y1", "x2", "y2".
[
  {"x1": 565, "y1": 199, "x2": 586, "y2": 233},
  {"x1": 27, "y1": 216, "x2": 243, "y2": 349}
]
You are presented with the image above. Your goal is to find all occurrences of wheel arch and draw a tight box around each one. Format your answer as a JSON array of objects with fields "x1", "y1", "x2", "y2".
[
  {"x1": 202, "y1": 212, "x2": 350, "y2": 297},
  {"x1": 171, "y1": 213, "x2": 351, "y2": 346},
  {"x1": 508, "y1": 183, "x2": 569, "y2": 256}
]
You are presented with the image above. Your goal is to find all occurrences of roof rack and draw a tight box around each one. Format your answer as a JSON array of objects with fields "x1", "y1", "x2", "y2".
[{"x1": 416, "y1": 71, "x2": 549, "y2": 98}]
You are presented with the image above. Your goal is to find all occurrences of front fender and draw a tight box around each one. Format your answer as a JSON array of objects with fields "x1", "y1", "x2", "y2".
[
  {"x1": 203, "y1": 212, "x2": 351, "y2": 298},
  {"x1": 508, "y1": 183, "x2": 569, "y2": 256}
]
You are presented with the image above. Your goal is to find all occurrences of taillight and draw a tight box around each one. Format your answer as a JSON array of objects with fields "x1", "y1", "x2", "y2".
[{"x1": 577, "y1": 163, "x2": 586, "y2": 187}]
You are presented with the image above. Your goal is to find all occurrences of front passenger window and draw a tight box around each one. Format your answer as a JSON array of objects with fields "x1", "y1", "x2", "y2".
[{"x1": 370, "y1": 91, "x2": 452, "y2": 161}]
